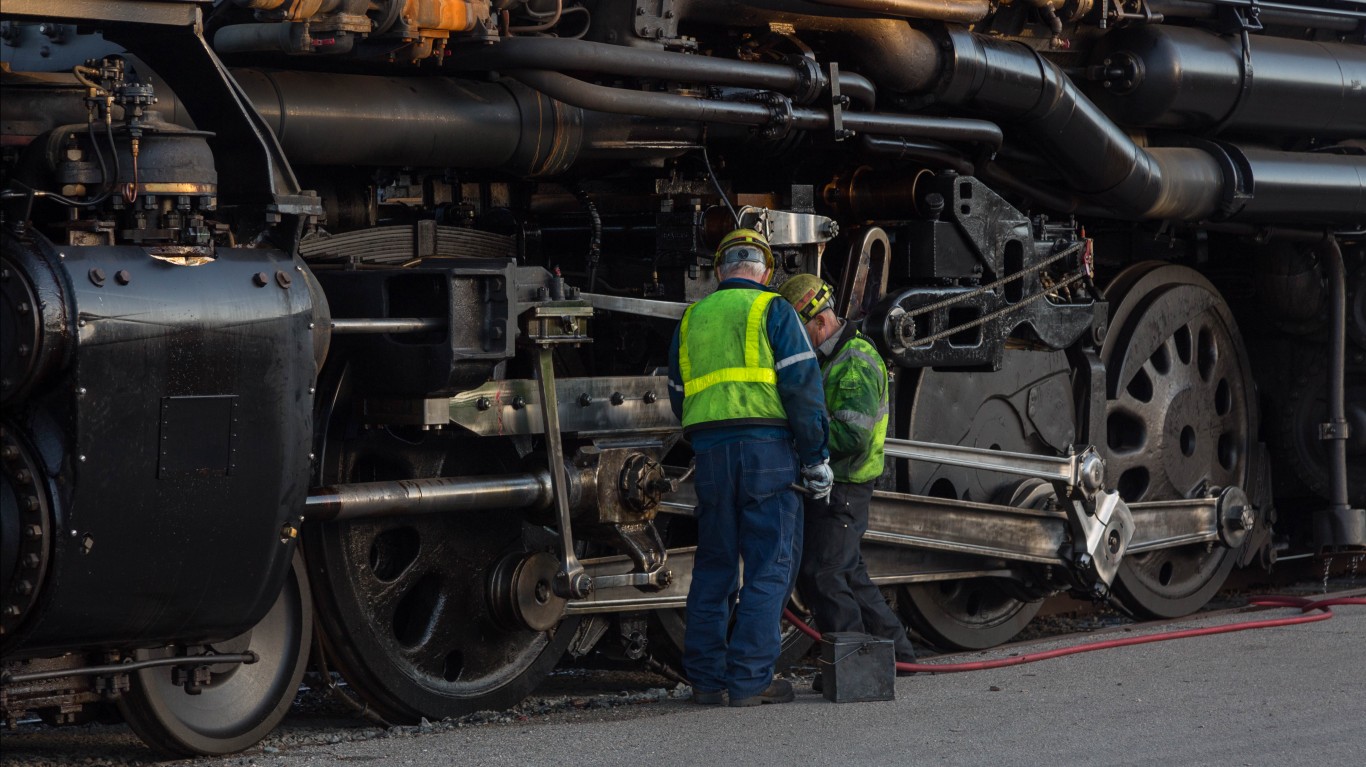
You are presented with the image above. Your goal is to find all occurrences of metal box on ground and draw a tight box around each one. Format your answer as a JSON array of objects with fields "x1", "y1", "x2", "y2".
[{"x1": 819, "y1": 632, "x2": 896, "y2": 703}]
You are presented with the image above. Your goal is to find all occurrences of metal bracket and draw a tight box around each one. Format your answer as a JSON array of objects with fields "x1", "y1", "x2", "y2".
[
  {"x1": 881, "y1": 436, "x2": 1135, "y2": 589},
  {"x1": 829, "y1": 62, "x2": 850, "y2": 141},
  {"x1": 522, "y1": 301, "x2": 595, "y2": 600},
  {"x1": 883, "y1": 438, "x2": 1107, "y2": 500},
  {"x1": 1319, "y1": 419, "x2": 1351, "y2": 441}
]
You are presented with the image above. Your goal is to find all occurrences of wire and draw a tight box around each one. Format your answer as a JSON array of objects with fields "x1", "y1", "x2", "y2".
[
  {"x1": 700, "y1": 142, "x2": 739, "y2": 227},
  {"x1": 5, "y1": 114, "x2": 120, "y2": 208},
  {"x1": 508, "y1": 0, "x2": 563, "y2": 33},
  {"x1": 785, "y1": 594, "x2": 1365, "y2": 674}
]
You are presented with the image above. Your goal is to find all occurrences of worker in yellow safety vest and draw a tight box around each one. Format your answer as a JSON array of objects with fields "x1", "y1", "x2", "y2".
[
  {"x1": 778, "y1": 273, "x2": 917, "y2": 690},
  {"x1": 667, "y1": 228, "x2": 831, "y2": 707}
]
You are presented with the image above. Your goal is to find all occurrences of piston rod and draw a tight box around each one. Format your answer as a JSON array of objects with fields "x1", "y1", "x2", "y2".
[
  {"x1": 304, "y1": 472, "x2": 554, "y2": 522},
  {"x1": 330, "y1": 318, "x2": 447, "y2": 334}
]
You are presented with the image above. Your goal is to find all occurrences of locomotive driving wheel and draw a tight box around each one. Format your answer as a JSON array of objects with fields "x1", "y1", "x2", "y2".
[
  {"x1": 305, "y1": 365, "x2": 578, "y2": 722},
  {"x1": 1101, "y1": 263, "x2": 1254, "y2": 618},
  {"x1": 118, "y1": 551, "x2": 312, "y2": 757},
  {"x1": 895, "y1": 352, "x2": 1073, "y2": 650}
]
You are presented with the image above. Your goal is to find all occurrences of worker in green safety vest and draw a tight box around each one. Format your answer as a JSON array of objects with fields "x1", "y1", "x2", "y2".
[
  {"x1": 778, "y1": 273, "x2": 918, "y2": 680},
  {"x1": 668, "y1": 229, "x2": 831, "y2": 707}
]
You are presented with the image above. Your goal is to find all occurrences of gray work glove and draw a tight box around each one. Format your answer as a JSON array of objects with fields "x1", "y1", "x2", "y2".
[{"x1": 800, "y1": 459, "x2": 834, "y2": 501}]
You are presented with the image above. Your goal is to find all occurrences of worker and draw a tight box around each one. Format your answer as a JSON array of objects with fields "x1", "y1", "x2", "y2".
[
  {"x1": 667, "y1": 228, "x2": 832, "y2": 708},
  {"x1": 778, "y1": 274, "x2": 918, "y2": 683}
]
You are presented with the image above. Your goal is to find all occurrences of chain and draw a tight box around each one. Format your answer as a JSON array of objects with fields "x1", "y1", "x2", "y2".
[
  {"x1": 905, "y1": 241, "x2": 1086, "y2": 319},
  {"x1": 912, "y1": 272, "x2": 1088, "y2": 347}
]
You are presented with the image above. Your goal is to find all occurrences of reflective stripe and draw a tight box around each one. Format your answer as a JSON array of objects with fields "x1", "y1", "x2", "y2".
[
  {"x1": 678, "y1": 304, "x2": 697, "y2": 383},
  {"x1": 744, "y1": 292, "x2": 778, "y2": 367},
  {"x1": 774, "y1": 349, "x2": 816, "y2": 371},
  {"x1": 684, "y1": 366, "x2": 778, "y2": 396},
  {"x1": 831, "y1": 406, "x2": 890, "y2": 431},
  {"x1": 823, "y1": 347, "x2": 886, "y2": 383},
  {"x1": 668, "y1": 380, "x2": 685, "y2": 393}
]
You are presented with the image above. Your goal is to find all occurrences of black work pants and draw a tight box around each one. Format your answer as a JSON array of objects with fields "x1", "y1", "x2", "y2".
[{"x1": 798, "y1": 480, "x2": 917, "y2": 663}]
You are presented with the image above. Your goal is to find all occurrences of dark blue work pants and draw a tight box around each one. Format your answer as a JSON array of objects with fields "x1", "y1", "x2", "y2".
[
  {"x1": 683, "y1": 438, "x2": 802, "y2": 699},
  {"x1": 798, "y1": 480, "x2": 917, "y2": 663}
]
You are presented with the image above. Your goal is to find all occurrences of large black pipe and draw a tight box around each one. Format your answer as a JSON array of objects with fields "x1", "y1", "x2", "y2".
[
  {"x1": 450, "y1": 36, "x2": 877, "y2": 107},
  {"x1": 1316, "y1": 236, "x2": 1366, "y2": 550},
  {"x1": 1088, "y1": 25, "x2": 1366, "y2": 137},
  {"x1": 935, "y1": 28, "x2": 1366, "y2": 223},
  {"x1": 232, "y1": 69, "x2": 585, "y2": 175},
  {"x1": 1152, "y1": 0, "x2": 1366, "y2": 31}
]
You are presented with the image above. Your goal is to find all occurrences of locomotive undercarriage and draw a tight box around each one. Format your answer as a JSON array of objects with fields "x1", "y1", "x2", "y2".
[{"x1": 2, "y1": 0, "x2": 1364, "y2": 756}]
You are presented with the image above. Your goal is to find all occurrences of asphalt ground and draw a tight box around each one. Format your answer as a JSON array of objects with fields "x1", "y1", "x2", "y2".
[
  {"x1": 257, "y1": 590, "x2": 1366, "y2": 767},
  {"x1": 6, "y1": 586, "x2": 1360, "y2": 767}
]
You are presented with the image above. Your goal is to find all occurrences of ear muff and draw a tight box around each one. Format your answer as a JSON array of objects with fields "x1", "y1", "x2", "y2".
[{"x1": 714, "y1": 228, "x2": 774, "y2": 271}]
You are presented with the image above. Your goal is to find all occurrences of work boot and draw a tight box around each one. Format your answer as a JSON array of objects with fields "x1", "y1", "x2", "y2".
[
  {"x1": 691, "y1": 688, "x2": 725, "y2": 705},
  {"x1": 729, "y1": 679, "x2": 795, "y2": 707}
]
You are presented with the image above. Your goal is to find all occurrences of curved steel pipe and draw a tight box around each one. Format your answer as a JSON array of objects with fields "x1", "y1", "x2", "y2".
[
  {"x1": 805, "y1": 0, "x2": 989, "y2": 21},
  {"x1": 512, "y1": 69, "x2": 1002, "y2": 149},
  {"x1": 714, "y1": 0, "x2": 988, "y2": 23},
  {"x1": 304, "y1": 472, "x2": 554, "y2": 522},
  {"x1": 936, "y1": 29, "x2": 1366, "y2": 222},
  {"x1": 451, "y1": 36, "x2": 877, "y2": 107}
]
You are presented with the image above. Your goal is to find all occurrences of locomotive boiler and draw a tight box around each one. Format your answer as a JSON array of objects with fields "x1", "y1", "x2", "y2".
[{"x1": 1, "y1": 0, "x2": 1363, "y2": 756}]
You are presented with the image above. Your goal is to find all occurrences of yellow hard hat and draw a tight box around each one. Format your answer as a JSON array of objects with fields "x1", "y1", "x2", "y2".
[
  {"x1": 714, "y1": 228, "x2": 774, "y2": 271},
  {"x1": 778, "y1": 273, "x2": 834, "y2": 324}
]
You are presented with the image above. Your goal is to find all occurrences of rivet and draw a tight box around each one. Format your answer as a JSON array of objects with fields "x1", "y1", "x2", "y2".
[
  {"x1": 275, "y1": 270, "x2": 292, "y2": 288},
  {"x1": 88, "y1": 267, "x2": 106, "y2": 286},
  {"x1": 253, "y1": 272, "x2": 269, "y2": 287},
  {"x1": 24, "y1": 524, "x2": 41, "y2": 538},
  {"x1": 78, "y1": 454, "x2": 86, "y2": 462},
  {"x1": 22, "y1": 553, "x2": 40, "y2": 568},
  {"x1": 77, "y1": 387, "x2": 87, "y2": 395},
  {"x1": 115, "y1": 270, "x2": 131, "y2": 285}
]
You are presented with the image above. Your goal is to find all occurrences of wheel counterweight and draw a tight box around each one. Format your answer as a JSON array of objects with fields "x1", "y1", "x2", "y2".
[{"x1": 893, "y1": 352, "x2": 1071, "y2": 650}]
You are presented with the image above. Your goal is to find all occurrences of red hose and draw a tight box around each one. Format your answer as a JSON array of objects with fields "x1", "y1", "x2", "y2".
[{"x1": 784, "y1": 595, "x2": 1366, "y2": 674}]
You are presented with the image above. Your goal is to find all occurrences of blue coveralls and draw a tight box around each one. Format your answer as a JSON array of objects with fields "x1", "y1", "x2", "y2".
[{"x1": 668, "y1": 277, "x2": 829, "y2": 699}]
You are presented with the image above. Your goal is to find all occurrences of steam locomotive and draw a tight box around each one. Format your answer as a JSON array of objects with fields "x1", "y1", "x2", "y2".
[{"x1": 1, "y1": 0, "x2": 1362, "y2": 756}]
